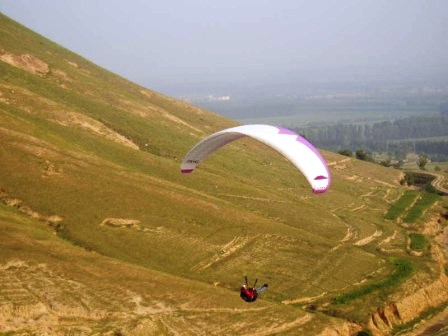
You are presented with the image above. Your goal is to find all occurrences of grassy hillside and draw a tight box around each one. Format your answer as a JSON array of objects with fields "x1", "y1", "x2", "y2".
[{"x1": 1, "y1": 13, "x2": 446, "y2": 335}]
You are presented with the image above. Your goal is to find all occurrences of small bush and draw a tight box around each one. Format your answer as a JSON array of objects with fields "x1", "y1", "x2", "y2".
[
  {"x1": 338, "y1": 149, "x2": 353, "y2": 157},
  {"x1": 380, "y1": 159, "x2": 392, "y2": 167},
  {"x1": 403, "y1": 172, "x2": 434, "y2": 187},
  {"x1": 356, "y1": 330, "x2": 372, "y2": 336},
  {"x1": 355, "y1": 149, "x2": 373, "y2": 161}
]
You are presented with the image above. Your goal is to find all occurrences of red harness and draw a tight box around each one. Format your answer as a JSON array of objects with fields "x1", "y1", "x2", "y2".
[{"x1": 240, "y1": 287, "x2": 258, "y2": 302}]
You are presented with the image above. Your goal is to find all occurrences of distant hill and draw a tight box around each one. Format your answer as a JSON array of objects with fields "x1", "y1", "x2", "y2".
[{"x1": 1, "y1": 12, "x2": 447, "y2": 335}]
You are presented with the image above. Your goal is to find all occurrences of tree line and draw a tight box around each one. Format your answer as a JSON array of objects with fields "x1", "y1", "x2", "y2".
[{"x1": 295, "y1": 115, "x2": 448, "y2": 161}]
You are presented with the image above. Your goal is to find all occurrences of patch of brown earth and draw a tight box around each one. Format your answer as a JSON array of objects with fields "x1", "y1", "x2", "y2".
[
  {"x1": 43, "y1": 160, "x2": 63, "y2": 178},
  {"x1": 0, "y1": 188, "x2": 63, "y2": 228},
  {"x1": 66, "y1": 60, "x2": 79, "y2": 68},
  {"x1": 0, "y1": 52, "x2": 49, "y2": 75},
  {"x1": 0, "y1": 83, "x2": 139, "y2": 150},
  {"x1": 0, "y1": 260, "x2": 168, "y2": 334},
  {"x1": 118, "y1": 98, "x2": 203, "y2": 134},
  {"x1": 54, "y1": 110, "x2": 140, "y2": 150},
  {"x1": 368, "y1": 236, "x2": 448, "y2": 336},
  {"x1": 318, "y1": 321, "x2": 363, "y2": 336},
  {"x1": 50, "y1": 68, "x2": 71, "y2": 82},
  {"x1": 100, "y1": 218, "x2": 141, "y2": 229},
  {"x1": 368, "y1": 274, "x2": 448, "y2": 336},
  {"x1": 423, "y1": 212, "x2": 444, "y2": 236}
]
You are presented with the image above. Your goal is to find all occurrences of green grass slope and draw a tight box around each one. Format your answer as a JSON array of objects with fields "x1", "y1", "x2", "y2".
[{"x1": 1, "y1": 12, "x2": 445, "y2": 335}]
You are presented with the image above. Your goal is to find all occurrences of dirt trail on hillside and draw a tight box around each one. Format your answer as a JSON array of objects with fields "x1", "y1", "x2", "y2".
[
  {"x1": 361, "y1": 190, "x2": 376, "y2": 198},
  {"x1": 354, "y1": 229, "x2": 383, "y2": 246},
  {"x1": 327, "y1": 157, "x2": 351, "y2": 167},
  {"x1": 383, "y1": 189, "x2": 392, "y2": 202},
  {"x1": 376, "y1": 230, "x2": 399, "y2": 253},
  {"x1": 100, "y1": 218, "x2": 142, "y2": 229},
  {"x1": 285, "y1": 189, "x2": 388, "y2": 302},
  {"x1": 410, "y1": 171, "x2": 448, "y2": 195},
  {"x1": 431, "y1": 172, "x2": 448, "y2": 195},
  {"x1": 330, "y1": 222, "x2": 356, "y2": 252},
  {"x1": 0, "y1": 188, "x2": 63, "y2": 228},
  {"x1": 329, "y1": 202, "x2": 360, "y2": 251},
  {"x1": 217, "y1": 194, "x2": 290, "y2": 203},
  {"x1": 0, "y1": 52, "x2": 49, "y2": 74},
  {"x1": 243, "y1": 313, "x2": 314, "y2": 336},
  {"x1": 282, "y1": 292, "x2": 327, "y2": 305},
  {"x1": 371, "y1": 178, "x2": 397, "y2": 188},
  {"x1": 351, "y1": 204, "x2": 367, "y2": 212},
  {"x1": 329, "y1": 184, "x2": 400, "y2": 251},
  {"x1": 191, "y1": 235, "x2": 252, "y2": 271}
]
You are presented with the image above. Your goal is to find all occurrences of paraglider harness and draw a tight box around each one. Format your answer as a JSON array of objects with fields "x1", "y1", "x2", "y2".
[{"x1": 240, "y1": 276, "x2": 267, "y2": 303}]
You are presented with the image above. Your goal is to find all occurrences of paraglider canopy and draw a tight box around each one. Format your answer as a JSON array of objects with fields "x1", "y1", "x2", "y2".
[{"x1": 181, "y1": 124, "x2": 330, "y2": 193}]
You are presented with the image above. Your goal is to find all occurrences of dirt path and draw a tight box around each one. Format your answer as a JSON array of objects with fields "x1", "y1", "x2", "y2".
[
  {"x1": 0, "y1": 188, "x2": 63, "y2": 227},
  {"x1": 383, "y1": 188, "x2": 393, "y2": 203},
  {"x1": 377, "y1": 230, "x2": 398, "y2": 252},
  {"x1": 430, "y1": 172, "x2": 448, "y2": 195},
  {"x1": 282, "y1": 292, "x2": 327, "y2": 305},
  {"x1": 331, "y1": 222, "x2": 356, "y2": 251},
  {"x1": 217, "y1": 194, "x2": 290, "y2": 203},
  {"x1": 243, "y1": 313, "x2": 314, "y2": 336},
  {"x1": 361, "y1": 190, "x2": 376, "y2": 198},
  {"x1": 329, "y1": 202, "x2": 365, "y2": 251},
  {"x1": 351, "y1": 204, "x2": 366, "y2": 212},
  {"x1": 353, "y1": 229, "x2": 383, "y2": 246},
  {"x1": 372, "y1": 178, "x2": 398, "y2": 188},
  {"x1": 191, "y1": 236, "x2": 251, "y2": 271},
  {"x1": 327, "y1": 157, "x2": 351, "y2": 167},
  {"x1": 179, "y1": 305, "x2": 267, "y2": 313}
]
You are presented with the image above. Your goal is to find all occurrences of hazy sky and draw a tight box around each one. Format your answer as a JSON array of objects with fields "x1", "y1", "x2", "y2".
[{"x1": 1, "y1": 0, "x2": 448, "y2": 92}]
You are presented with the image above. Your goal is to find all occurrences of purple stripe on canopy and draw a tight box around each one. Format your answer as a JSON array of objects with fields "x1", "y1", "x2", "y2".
[
  {"x1": 277, "y1": 127, "x2": 297, "y2": 136},
  {"x1": 276, "y1": 127, "x2": 331, "y2": 187},
  {"x1": 277, "y1": 127, "x2": 326, "y2": 164}
]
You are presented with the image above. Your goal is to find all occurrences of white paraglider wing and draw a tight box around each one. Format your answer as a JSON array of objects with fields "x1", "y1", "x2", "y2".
[{"x1": 181, "y1": 125, "x2": 330, "y2": 193}]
